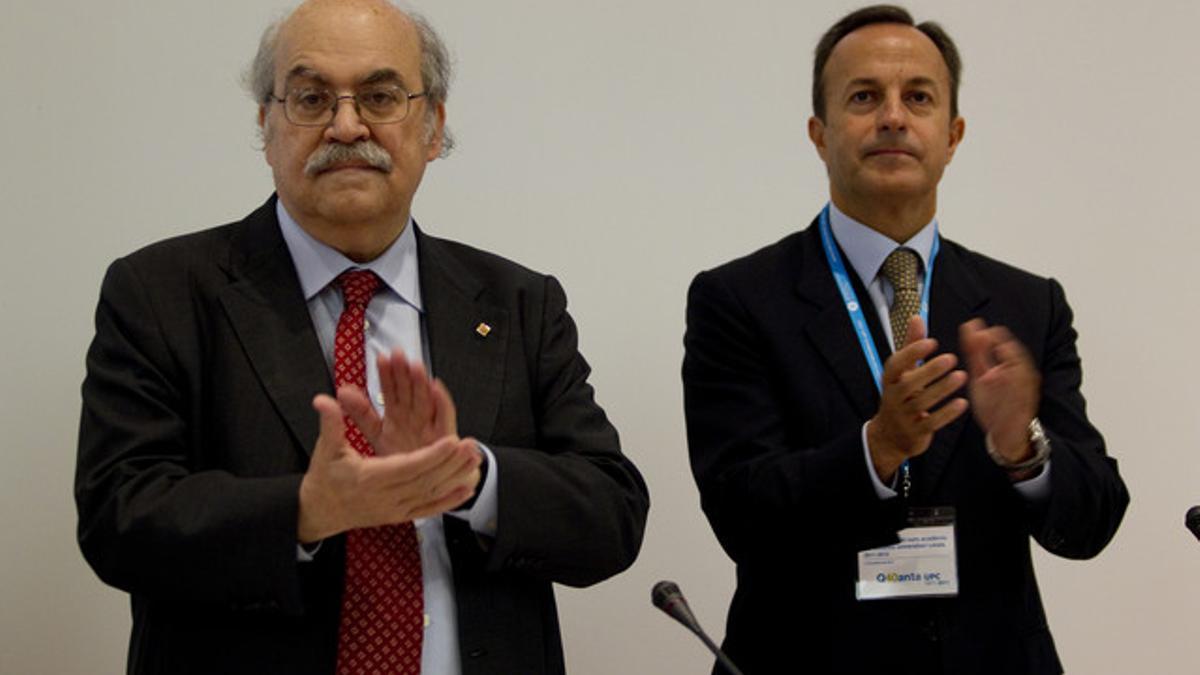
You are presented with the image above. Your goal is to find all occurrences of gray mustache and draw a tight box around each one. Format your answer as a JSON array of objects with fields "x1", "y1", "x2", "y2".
[{"x1": 305, "y1": 141, "x2": 394, "y2": 176}]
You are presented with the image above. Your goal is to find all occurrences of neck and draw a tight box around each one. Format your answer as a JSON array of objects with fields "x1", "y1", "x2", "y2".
[{"x1": 831, "y1": 192, "x2": 935, "y2": 243}]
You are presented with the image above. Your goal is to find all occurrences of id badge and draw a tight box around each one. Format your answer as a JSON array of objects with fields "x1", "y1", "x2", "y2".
[{"x1": 856, "y1": 507, "x2": 958, "y2": 600}]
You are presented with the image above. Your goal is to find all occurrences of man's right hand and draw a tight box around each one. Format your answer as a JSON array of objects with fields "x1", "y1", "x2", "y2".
[
  {"x1": 297, "y1": 393, "x2": 481, "y2": 544},
  {"x1": 867, "y1": 315, "x2": 969, "y2": 483}
]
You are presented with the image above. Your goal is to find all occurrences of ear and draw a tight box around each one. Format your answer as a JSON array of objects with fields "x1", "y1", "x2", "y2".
[
  {"x1": 425, "y1": 102, "x2": 447, "y2": 161},
  {"x1": 945, "y1": 116, "x2": 965, "y2": 163},
  {"x1": 257, "y1": 104, "x2": 273, "y2": 153},
  {"x1": 807, "y1": 115, "x2": 828, "y2": 162}
]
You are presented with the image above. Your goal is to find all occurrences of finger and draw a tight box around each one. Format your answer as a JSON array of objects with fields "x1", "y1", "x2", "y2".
[
  {"x1": 902, "y1": 315, "x2": 927, "y2": 349},
  {"x1": 377, "y1": 349, "x2": 399, "y2": 410},
  {"x1": 959, "y1": 319, "x2": 994, "y2": 380},
  {"x1": 431, "y1": 378, "x2": 458, "y2": 437},
  {"x1": 406, "y1": 439, "x2": 481, "y2": 501},
  {"x1": 407, "y1": 360, "x2": 434, "y2": 427},
  {"x1": 908, "y1": 369, "x2": 968, "y2": 413},
  {"x1": 386, "y1": 348, "x2": 415, "y2": 416},
  {"x1": 371, "y1": 435, "x2": 464, "y2": 490},
  {"x1": 336, "y1": 384, "x2": 382, "y2": 440},
  {"x1": 991, "y1": 329, "x2": 1033, "y2": 366},
  {"x1": 883, "y1": 337, "x2": 940, "y2": 382},
  {"x1": 311, "y1": 394, "x2": 348, "y2": 461},
  {"x1": 403, "y1": 485, "x2": 476, "y2": 521},
  {"x1": 920, "y1": 397, "x2": 969, "y2": 432},
  {"x1": 900, "y1": 352, "x2": 960, "y2": 393},
  {"x1": 394, "y1": 443, "x2": 481, "y2": 515}
]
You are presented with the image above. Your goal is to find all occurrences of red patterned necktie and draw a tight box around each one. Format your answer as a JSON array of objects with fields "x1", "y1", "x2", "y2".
[{"x1": 332, "y1": 270, "x2": 424, "y2": 675}]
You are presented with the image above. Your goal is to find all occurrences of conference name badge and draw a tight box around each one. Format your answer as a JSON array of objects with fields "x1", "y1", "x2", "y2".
[{"x1": 856, "y1": 507, "x2": 958, "y2": 601}]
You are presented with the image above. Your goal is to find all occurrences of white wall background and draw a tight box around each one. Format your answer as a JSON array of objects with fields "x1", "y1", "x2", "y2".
[{"x1": 2, "y1": 1, "x2": 1197, "y2": 672}]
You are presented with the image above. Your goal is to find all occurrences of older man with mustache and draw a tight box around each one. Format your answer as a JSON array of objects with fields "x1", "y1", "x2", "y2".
[{"x1": 75, "y1": 2, "x2": 649, "y2": 674}]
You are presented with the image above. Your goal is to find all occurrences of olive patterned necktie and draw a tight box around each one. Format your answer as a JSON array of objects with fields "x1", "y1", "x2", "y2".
[{"x1": 880, "y1": 247, "x2": 921, "y2": 350}]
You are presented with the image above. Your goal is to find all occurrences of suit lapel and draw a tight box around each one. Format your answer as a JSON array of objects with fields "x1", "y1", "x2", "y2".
[
  {"x1": 795, "y1": 224, "x2": 881, "y2": 420},
  {"x1": 911, "y1": 240, "x2": 989, "y2": 498},
  {"x1": 218, "y1": 198, "x2": 331, "y2": 457},
  {"x1": 416, "y1": 228, "x2": 508, "y2": 441}
]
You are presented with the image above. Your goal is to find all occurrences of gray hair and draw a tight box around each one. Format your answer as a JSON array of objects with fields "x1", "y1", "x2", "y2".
[{"x1": 245, "y1": 3, "x2": 455, "y2": 156}]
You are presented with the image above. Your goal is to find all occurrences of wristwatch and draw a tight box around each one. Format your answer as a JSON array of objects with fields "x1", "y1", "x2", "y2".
[{"x1": 986, "y1": 417, "x2": 1052, "y2": 472}]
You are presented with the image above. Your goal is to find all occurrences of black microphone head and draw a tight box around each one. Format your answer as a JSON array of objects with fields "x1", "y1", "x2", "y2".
[
  {"x1": 651, "y1": 580, "x2": 681, "y2": 609},
  {"x1": 1186, "y1": 506, "x2": 1200, "y2": 541}
]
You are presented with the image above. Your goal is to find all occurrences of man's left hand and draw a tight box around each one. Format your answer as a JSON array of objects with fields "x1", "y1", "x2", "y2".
[
  {"x1": 337, "y1": 348, "x2": 459, "y2": 456},
  {"x1": 959, "y1": 318, "x2": 1041, "y2": 463}
]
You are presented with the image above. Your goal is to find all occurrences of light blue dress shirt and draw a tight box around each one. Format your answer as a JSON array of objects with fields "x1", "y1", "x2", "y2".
[
  {"x1": 278, "y1": 201, "x2": 498, "y2": 675},
  {"x1": 826, "y1": 202, "x2": 1050, "y2": 501}
]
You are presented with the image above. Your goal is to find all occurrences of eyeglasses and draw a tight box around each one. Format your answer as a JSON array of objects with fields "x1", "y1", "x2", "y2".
[{"x1": 269, "y1": 84, "x2": 428, "y2": 126}]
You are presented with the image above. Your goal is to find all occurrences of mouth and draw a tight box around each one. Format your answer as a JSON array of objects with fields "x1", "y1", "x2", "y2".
[
  {"x1": 864, "y1": 148, "x2": 917, "y2": 159},
  {"x1": 316, "y1": 162, "x2": 387, "y2": 176},
  {"x1": 864, "y1": 147, "x2": 916, "y2": 159}
]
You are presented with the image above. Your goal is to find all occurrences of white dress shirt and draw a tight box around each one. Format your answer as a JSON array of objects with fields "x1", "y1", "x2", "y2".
[{"x1": 278, "y1": 201, "x2": 498, "y2": 674}]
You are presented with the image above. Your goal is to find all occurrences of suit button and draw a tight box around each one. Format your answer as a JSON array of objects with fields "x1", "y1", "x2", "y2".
[
  {"x1": 468, "y1": 648, "x2": 488, "y2": 658},
  {"x1": 922, "y1": 619, "x2": 940, "y2": 642}
]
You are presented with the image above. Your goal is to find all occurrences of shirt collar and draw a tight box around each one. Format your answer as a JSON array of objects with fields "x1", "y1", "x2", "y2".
[
  {"x1": 827, "y1": 201, "x2": 937, "y2": 286},
  {"x1": 276, "y1": 199, "x2": 423, "y2": 312}
]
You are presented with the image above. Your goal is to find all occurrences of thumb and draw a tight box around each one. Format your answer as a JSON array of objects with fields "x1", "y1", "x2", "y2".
[
  {"x1": 311, "y1": 394, "x2": 348, "y2": 462},
  {"x1": 903, "y1": 314, "x2": 927, "y2": 348}
]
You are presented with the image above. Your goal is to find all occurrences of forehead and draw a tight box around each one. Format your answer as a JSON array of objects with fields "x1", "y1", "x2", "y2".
[
  {"x1": 274, "y1": 2, "x2": 422, "y2": 85},
  {"x1": 824, "y1": 23, "x2": 950, "y2": 89}
]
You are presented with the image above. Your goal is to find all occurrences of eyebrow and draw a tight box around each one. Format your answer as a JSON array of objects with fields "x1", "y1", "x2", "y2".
[
  {"x1": 283, "y1": 66, "x2": 328, "y2": 89},
  {"x1": 360, "y1": 69, "x2": 408, "y2": 88},
  {"x1": 283, "y1": 66, "x2": 410, "y2": 90},
  {"x1": 845, "y1": 76, "x2": 940, "y2": 91}
]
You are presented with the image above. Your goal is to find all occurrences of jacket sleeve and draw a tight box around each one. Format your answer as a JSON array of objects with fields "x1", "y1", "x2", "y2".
[
  {"x1": 1026, "y1": 277, "x2": 1129, "y2": 559},
  {"x1": 75, "y1": 257, "x2": 310, "y2": 615},
  {"x1": 475, "y1": 275, "x2": 650, "y2": 587}
]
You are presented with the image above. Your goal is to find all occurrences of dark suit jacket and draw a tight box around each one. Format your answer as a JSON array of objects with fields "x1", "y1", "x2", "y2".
[
  {"x1": 76, "y1": 197, "x2": 649, "y2": 675},
  {"x1": 682, "y1": 219, "x2": 1127, "y2": 675}
]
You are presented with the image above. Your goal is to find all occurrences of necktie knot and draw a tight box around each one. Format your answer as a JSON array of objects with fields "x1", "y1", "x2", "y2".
[{"x1": 336, "y1": 269, "x2": 381, "y2": 308}]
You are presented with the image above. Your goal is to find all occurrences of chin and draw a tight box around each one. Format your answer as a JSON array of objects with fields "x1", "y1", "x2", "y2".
[{"x1": 315, "y1": 190, "x2": 390, "y2": 224}]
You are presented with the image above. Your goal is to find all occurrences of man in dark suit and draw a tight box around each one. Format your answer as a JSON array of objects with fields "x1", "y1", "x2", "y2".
[
  {"x1": 75, "y1": 1, "x2": 648, "y2": 673},
  {"x1": 682, "y1": 6, "x2": 1127, "y2": 674}
]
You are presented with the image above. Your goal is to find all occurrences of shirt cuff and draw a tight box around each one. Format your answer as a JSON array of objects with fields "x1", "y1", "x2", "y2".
[
  {"x1": 296, "y1": 540, "x2": 323, "y2": 562},
  {"x1": 1011, "y1": 459, "x2": 1052, "y2": 502},
  {"x1": 861, "y1": 421, "x2": 899, "y2": 499},
  {"x1": 447, "y1": 442, "x2": 498, "y2": 537}
]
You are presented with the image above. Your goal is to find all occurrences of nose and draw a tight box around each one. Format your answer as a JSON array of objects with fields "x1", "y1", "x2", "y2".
[
  {"x1": 324, "y1": 96, "x2": 370, "y2": 144},
  {"x1": 877, "y1": 93, "x2": 907, "y2": 132}
]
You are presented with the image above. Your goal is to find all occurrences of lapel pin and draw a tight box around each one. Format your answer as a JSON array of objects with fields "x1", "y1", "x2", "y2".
[{"x1": 475, "y1": 322, "x2": 492, "y2": 338}]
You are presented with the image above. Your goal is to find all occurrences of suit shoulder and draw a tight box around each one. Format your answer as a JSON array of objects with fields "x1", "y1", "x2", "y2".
[
  {"x1": 118, "y1": 222, "x2": 240, "y2": 271},
  {"x1": 110, "y1": 200, "x2": 278, "y2": 280},
  {"x1": 695, "y1": 229, "x2": 810, "y2": 284},
  {"x1": 418, "y1": 230, "x2": 551, "y2": 289},
  {"x1": 689, "y1": 228, "x2": 816, "y2": 307},
  {"x1": 940, "y1": 237, "x2": 1054, "y2": 290}
]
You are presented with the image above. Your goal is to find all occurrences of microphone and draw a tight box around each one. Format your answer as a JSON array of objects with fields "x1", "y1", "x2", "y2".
[
  {"x1": 652, "y1": 581, "x2": 745, "y2": 675},
  {"x1": 1186, "y1": 506, "x2": 1200, "y2": 542}
]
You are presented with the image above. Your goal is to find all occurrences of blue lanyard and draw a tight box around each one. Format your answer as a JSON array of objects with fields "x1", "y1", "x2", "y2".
[
  {"x1": 816, "y1": 204, "x2": 939, "y2": 392},
  {"x1": 817, "y1": 205, "x2": 939, "y2": 498}
]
